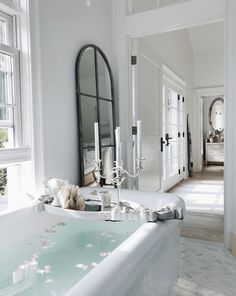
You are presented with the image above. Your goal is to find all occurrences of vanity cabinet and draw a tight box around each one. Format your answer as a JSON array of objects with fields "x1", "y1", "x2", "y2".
[{"x1": 205, "y1": 142, "x2": 224, "y2": 165}]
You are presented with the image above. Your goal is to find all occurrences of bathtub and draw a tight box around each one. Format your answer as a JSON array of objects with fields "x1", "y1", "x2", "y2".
[{"x1": 0, "y1": 188, "x2": 184, "y2": 296}]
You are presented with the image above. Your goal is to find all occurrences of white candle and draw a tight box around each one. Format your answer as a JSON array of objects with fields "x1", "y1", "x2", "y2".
[
  {"x1": 115, "y1": 127, "x2": 120, "y2": 167},
  {"x1": 120, "y1": 142, "x2": 123, "y2": 164},
  {"x1": 137, "y1": 120, "x2": 142, "y2": 160},
  {"x1": 94, "y1": 122, "x2": 99, "y2": 163}
]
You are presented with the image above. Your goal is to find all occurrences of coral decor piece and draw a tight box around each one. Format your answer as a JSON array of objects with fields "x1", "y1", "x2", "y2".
[
  {"x1": 58, "y1": 181, "x2": 85, "y2": 211},
  {"x1": 45, "y1": 178, "x2": 85, "y2": 211}
]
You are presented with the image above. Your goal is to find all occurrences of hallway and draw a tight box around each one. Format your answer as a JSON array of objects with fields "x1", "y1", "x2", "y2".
[{"x1": 170, "y1": 166, "x2": 224, "y2": 243}]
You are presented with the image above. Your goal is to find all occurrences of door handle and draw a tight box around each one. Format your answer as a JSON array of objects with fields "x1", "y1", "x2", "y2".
[
  {"x1": 165, "y1": 133, "x2": 172, "y2": 146},
  {"x1": 160, "y1": 137, "x2": 166, "y2": 152}
]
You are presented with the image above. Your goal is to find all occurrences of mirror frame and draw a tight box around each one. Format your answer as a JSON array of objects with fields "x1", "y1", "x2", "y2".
[
  {"x1": 75, "y1": 44, "x2": 116, "y2": 187},
  {"x1": 208, "y1": 97, "x2": 224, "y2": 133}
]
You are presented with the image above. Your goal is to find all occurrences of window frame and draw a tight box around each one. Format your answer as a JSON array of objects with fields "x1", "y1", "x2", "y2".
[{"x1": 0, "y1": 0, "x2": 33, "y2": 206}]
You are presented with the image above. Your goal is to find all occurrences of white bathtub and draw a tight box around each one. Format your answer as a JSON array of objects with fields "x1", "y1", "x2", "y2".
[{"x1": 0, "y1": 188, "x2": 184, "y2": 296}]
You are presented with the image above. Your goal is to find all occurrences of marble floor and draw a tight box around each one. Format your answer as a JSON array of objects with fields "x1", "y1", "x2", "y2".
[{"x1": 175, "y1": 238, "x2": 236, "y2": 296}]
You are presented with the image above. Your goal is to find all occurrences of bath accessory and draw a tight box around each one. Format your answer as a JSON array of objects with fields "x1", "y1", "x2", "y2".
[
  {"x1": 39, "y1": 196, "x2": 183, "y2": 222},
  {"x1": 94, "y1": 122, "x2": 145, "y2": 205},
  {"x1": 98, "y1": 191, "x2": 112, "y2": 210},
  {"x1": 58, "y1": 182, "x2": 85, "y2": 211},
  {"x1": 44, "y1": 178, "x2": 85, "y2": 211}
]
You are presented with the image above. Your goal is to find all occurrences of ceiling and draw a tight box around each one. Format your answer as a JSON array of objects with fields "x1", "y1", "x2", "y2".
[{"x1": 187, "y1": 21, "x2": 224, "y2": 53}]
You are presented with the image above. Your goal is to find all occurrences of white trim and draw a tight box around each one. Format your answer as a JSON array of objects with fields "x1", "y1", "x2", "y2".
[
  {"x1": 0, "y1": 0, "x2": 21, "y2": 16},
  {"x1": 224, "y1": 0, "x2": 236, "y2": 250},
  {"x1": 0, "y1": 43, "x2": 19, "y2": 56},
  {"x1": 162, "y1": 65, "x2": 186, "y2": 87},
  {"x1": 141, "y1": 53, "x2": 161, "y2": 69},
  {"x1": 194, "y1": 86, "x2": 224, "y2": 172},
  {"x1": 27, "y1": 0, "x2": 45, "y2": 192},
  {"x1": 126, "y1": 0, "x2": 225, "y2": 38},
  {"x1": 0, "y1": 147, "x2": 30, "y2": 165}
]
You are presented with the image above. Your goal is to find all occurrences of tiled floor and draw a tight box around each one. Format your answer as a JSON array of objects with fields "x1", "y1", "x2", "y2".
[{"x1": 175, "y1": 238, "x2": 236, "y2": 296}]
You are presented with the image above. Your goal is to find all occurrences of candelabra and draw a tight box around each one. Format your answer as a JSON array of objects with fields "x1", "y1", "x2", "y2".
[
  {"x1": 95, "y1": 157, "x2": 145, "y2": 207},
  {"x1": 94, "y1": 122, "x2": 144, "y2": 207}
]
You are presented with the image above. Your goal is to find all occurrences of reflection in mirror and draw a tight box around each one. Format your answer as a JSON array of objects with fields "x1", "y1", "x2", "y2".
[
  {"x1": 97, "y1": 52, "x2": 112, "y2": 99},
  {"x1": 81, "y1": 96, "x2": 97, "y2": 147},
  {"x1": 209, "y1": 97, "x2": 224, "y2": 132},
  {"x1": 79, "y1": 48, "x2": 96, "y2": 96},
  {"x1": 76, "y1": 44, "x2": 116, "y2": 187},
  {"x1": 99, "y1": 100, "x2": 114, "y2": 146}
]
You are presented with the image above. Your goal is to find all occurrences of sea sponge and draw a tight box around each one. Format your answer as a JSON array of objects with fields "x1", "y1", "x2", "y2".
[{"x1": 58, "y1": 182, "x2": 85, "y2": 211}]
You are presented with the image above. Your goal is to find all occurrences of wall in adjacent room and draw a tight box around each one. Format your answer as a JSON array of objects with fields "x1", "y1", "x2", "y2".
[
  {"x1": 193, "y1": 49, "x2": 224, "y2": 88},
  {"x1": 34, "y1": 0, "x2": 112, "y2": 184}
]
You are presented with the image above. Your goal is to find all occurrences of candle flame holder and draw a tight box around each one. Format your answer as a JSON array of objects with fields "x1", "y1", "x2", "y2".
[{"x1": 95, "y1": 157, "x2": 145, "y2": 207}]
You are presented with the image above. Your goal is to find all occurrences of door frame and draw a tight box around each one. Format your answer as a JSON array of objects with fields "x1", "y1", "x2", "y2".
[
  {"x1": 194, "y1": 86, "x2": 224, "y2": 172},
  {"x1": 112, "y1": 0, "x2": 236, "y2": 249}
]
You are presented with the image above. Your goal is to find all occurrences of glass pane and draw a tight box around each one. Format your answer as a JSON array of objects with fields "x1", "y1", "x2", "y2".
[
  {"x1": 97, "y1": 52, "x2": 111, "y2": 100},
  {"x1": 0, "y1": 20, "x2": 6, "y2": 44},
  {"x1": 99, "y1": 100, "x2": 114, "y2": 146},
  {"x1": 81, "y1": 96, "x2": 98, "y2": 147},
  {"x1": 83, "y1": 147, "x2": 95, "y2": 173},
  {"x1": 0, "y1": 54, "x2": 14, "y2": 104},
  {"x1": 0, "y1": 127, "x2": 14, "y2": 148},
  {"x1": 0, "y1": 106, "x2": 14, "y2": 122},
  {"x1": 0, "y1": 167, "x2": 7, "y2": 196},
  {"x1": 79, "y1": 48, "x2": 96, "y2": 96}
]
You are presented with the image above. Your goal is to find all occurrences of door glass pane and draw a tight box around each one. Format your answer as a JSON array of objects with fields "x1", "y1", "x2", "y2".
[
  {"x1": 167, "y1": 88, "x2": 179, "y2": 177},
  {"x1": 79, "y1": 48, "x2": 96, "y2": 96},
  {"x1": 81, "y1": 96, "x2": 98, "y2": 147},
  {"x1": 97, "y1": 52, "x2": 111, "y2": 100},
  {"x1": 99, "y1": 99, "x2": 114, "y2": 146}
]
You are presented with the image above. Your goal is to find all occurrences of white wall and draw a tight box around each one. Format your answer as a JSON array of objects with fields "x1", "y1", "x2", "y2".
[
  {"x1": 35, "y1": 0, "x2": 112, "y2": 184},
  {"x1": 142, "y1": 29, "x2": 194, "y2": 87},
  {"x1": 194, "y1": 49, "x2": 224, "y2": 88}
]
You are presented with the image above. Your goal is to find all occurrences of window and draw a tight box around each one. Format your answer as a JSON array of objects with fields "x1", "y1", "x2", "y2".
[{"x1": 0, "y1": 0, "x2": 33, "y2": 211}]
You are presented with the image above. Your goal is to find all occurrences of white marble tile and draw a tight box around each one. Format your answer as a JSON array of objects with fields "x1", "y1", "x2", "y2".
[{"x1": 175, "y1": 238, "x2": 236, "y2": 296}]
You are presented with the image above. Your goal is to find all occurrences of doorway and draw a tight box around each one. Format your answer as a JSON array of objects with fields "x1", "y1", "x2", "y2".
[{"x1": 130, "y1": 20, "x2": 224, "y2": 242}]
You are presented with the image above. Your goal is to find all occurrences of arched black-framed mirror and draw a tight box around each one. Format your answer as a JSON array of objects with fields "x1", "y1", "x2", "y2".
[{"x1": 75, "y1": 44, "x2": 116, "y2": 187}]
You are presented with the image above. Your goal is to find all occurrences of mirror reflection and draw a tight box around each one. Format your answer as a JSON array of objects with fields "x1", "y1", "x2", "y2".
[
  {"x1": 97, "y1": 52, "x2": 112, "y2": 99},
  {"x1": 79, "y1": 48, "x2": 96, "y2": 96},
  {"x1": 208, "y1": 97, "x2": 224, "y2": 132}
]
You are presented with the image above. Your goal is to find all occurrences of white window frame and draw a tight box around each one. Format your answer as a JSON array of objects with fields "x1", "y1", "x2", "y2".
[{"x1": 0, "y1": 0, "x2": 35, "y2": 208}]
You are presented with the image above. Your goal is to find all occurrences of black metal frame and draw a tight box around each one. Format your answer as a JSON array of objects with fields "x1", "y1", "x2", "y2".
[{"x1": 75, "y1": 44, "x2": 116, "y2": 186}]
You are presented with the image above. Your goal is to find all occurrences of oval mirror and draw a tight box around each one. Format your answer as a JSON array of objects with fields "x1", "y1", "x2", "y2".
[
  {"x1": 75, "y1": 44, "x2": 116, "y2": 187},
  {"x1": 208, "y1": 97, "x2": 224, "y2": 132}
]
